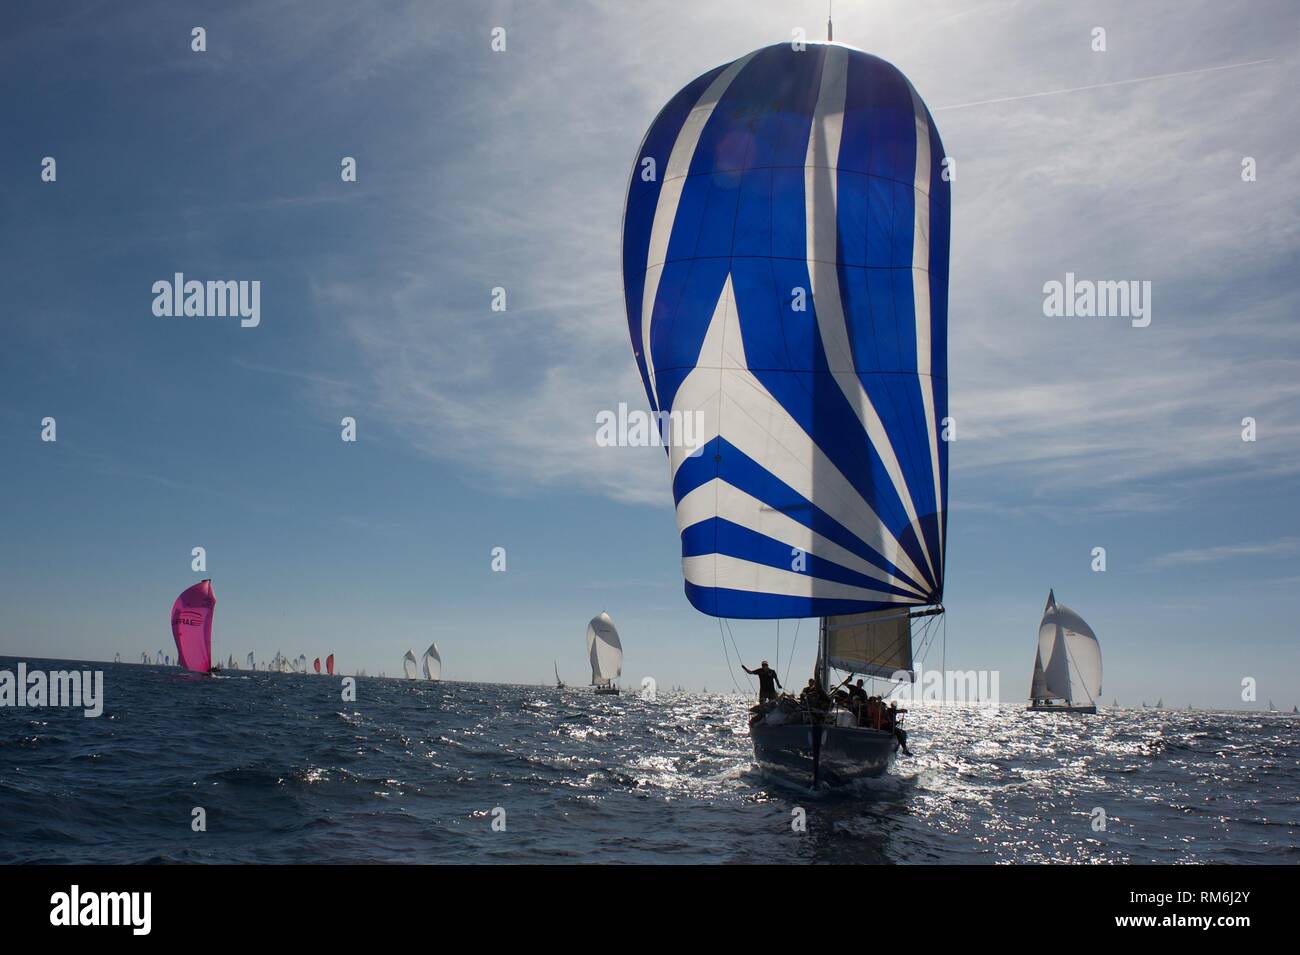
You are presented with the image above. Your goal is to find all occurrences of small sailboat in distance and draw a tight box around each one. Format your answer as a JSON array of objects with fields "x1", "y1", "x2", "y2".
[
  {"x1": 246, "y1": 651, "x2": 256, "y2": 671},
  {"x1": 421, "y1": 643, "x2": 441, "y2": 681},
  {"x1": 1027, "y1": 590, "x2": 1100, "y2": 714},
  {"x1": 313, "y1": 657, "x2": 321, "y2": 674},
  {"x1": 1156, "y1": 698, "x2": 1163, "y2": 709},
  {"x1": 326, "y1": 653, "x2": 335, "y2": 676},
  {"x1": 140, "y1": 651, "x2": 149, "y2": 664},
  {"x1": 402, "y1": 650, "x2": 418, "y2": 679},
  {"x1": 554, "y1": 661, "x2": 564, "y2": 689},
  {"x1": 114, "y1": 652, "x2": 121, "y2": 664},
  {"x1": 586, "y1": 612, "x2": 622, "y2": 695},
  {"x1": 170, "y1": 579, "x2": 216, "y2": 674}
]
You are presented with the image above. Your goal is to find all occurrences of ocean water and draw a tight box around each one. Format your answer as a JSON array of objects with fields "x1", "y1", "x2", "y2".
[{"x1": 1, "y1": 657, "x2": 1296, "y2": 864}]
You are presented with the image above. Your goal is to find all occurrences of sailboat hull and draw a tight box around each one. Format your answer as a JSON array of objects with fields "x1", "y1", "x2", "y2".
[
  {"x1": 750, "y1": 723, "x2": 897, "y2": 786},
  {"x1": 1026, "y1": 702, "x2": 1096, "y2": 714}
]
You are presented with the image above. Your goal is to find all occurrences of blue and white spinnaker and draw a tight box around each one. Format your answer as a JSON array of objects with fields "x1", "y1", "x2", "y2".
[{"x1": 622, "y1": 41, "x2": 950, "y2": 620}]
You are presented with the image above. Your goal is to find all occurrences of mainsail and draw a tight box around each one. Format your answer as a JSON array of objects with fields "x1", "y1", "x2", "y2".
[
  {"x1": 170, "y1": 580, "x2": 215, "y2": 673},
  {"x1": 823, "y1": 609, "x2": 914, "y2": 680},
  {"x1": 402, "y1": 650, "x2": 418, "y2": 679},
  {"x1": 246, "y1": 651, "x2": 255, "y2": 671},
  {"x1": 621, "y1": 41, "x2": 949, "y2": 622},
  {"x1": 326, "y1": 653, "x2": 335, "y2": 676},
  {"x1": 1032, "y1": 590, "x2": 1102, "y2": 705},
  {"x1": 586, "y1": 612, "x2": 623, "y2": 685},
  {"x1": 422, "y1": 643, "x2": 441, "y2": 681}
]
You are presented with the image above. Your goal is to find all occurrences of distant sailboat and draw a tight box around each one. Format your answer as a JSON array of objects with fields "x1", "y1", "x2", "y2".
[
  {"x1": 421, "y1": 643, "x2": 441, "y2": 681},
  {"x1": 246, "y1": 652, "x2": 256, "y2": 671},
  {"x1": 155, "y1": 650, "x2": 164, "y2": 665},
  {"x1": 140, "y1": 651, "x2": 149, "y2": 664},
  {"x1": 114, "y1": 652, "x2": 121, "y2": 664},
  {"x1": 313, "y1": 657, "x2": 321, "y2": 674},
  {"x1": 1027, "y1": 590, "x2": 1100, "y2": 714},
  {"x1": 1156, "y1": 698, "x2": 1164, "y2": 709},
  {"x1": 586, "y1": 612, "x2": 622, "y2": 695},
  {"x1": 1268, "y1": 700, "x2": 1277, "y2": 712},
  {"x1": 402, "y1": 650, "x2": 418, "y2": 679},
  {"x1": 1292, "y1": 705, "x2": 1298, "y2": 714},
  {"x1": 554, "y1": 661, "x2": 564, "y2": 689},
  {"x1": 326, "y1": 653, "x2": 335, "y2": 676},
  {"x1": 169, "y1": 579, "x2": 216, "y2": 674}
]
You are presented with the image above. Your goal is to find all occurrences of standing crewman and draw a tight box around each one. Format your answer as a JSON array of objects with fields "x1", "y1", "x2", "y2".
[{"x1": 741, "y1": 660, "x2": 782, "y2": 704}]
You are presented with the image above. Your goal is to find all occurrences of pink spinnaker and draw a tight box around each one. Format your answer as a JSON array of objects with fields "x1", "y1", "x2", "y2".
[
  {"x1": 170, "y1": 579, "x2": 216, "y2": 673},
  {"x1": 313, "y1": 657, "x2": 321, "y2": 674},
  {"x1": 326, "y1": 654, "x2": 335, "y2": 676}
]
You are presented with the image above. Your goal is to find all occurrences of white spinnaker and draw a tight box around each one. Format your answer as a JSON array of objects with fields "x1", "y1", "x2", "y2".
[
  {"x1": 586, "y1": 612, "x2": 623, "y2": 684},
  {"x1": 1037, "y1": 597, "x2": 1102, "y2": 704},
  {"x1": 402, "y1": 650, "x2": 418, "y2": 680},
  {"x1": 422, "y1": 643, "x2": 441, "y2": 681}
]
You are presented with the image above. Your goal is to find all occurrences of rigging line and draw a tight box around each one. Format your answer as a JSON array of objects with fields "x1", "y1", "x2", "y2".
[
  {"x1": 783, "y1": 618, "x2": 801, "y2": 686},
  {"x1": 717, "y1": 618, "x2": 745, "y2": 694},
  {"x1": 725, "y1": 618, "x2": 755, "y2": 688}
]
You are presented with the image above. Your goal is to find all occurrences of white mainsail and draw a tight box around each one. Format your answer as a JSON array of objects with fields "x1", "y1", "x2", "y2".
[
  {"x1": 824, "y1": 609, "x2": 915, "y2": 680},
  {"x1": 1033, "y1": 590, "x2": 1102, "y2": 705},
  {"x1": 246, "y1": 651, "x2": 255, "y2": 670},
  {"x1": 422, "y1": 643, "x2": 441, "y2": 681},
  {"x1": 402, "y1": 650, "x2": 418, "y2": 679},
  {"x1": 586, "y1": 612, "x2": 623, "y2": 685}
]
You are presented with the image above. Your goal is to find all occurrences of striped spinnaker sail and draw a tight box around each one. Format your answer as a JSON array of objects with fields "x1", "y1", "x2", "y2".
[{"x1": 622, "y1": 42, "x2": 949, "y2": 619}]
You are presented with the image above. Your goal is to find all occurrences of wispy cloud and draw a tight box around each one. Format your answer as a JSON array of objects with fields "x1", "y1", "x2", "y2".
[
  {"x1": 1148, "y1": 538, "x2": 1300, "y2": 569},
  {"x1": 267, "y1": 1, "x2": 1300, "y2": 519}
]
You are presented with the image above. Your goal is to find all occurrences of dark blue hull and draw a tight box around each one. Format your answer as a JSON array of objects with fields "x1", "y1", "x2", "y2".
[{"x1": 750, "y1": 722, "x2": 897, "y2": 786}]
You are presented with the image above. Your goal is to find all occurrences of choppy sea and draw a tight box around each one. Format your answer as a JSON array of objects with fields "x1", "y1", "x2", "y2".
[{"x1": 1, "y1": 657, "x2": 1296, "y2": 864}]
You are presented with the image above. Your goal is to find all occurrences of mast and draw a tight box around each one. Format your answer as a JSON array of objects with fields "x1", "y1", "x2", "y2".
[{"x1": 817, "y1": 617, "x2": 829, "y2": 691}]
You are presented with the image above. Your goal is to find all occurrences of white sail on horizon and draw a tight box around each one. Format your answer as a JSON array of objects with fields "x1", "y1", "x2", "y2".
[
  {"x1": 586, "y1": 612, "x2": 623, "y2": 685},
  {"x1": 1032, "y1": 590, "x2": 1102, "y2": 705},
  {"x1": 422, "y1": 643, "x2": 441, "y2": 681},
  {"x1": 402, "y1": 650, "x2": 418, "y2": 679}
]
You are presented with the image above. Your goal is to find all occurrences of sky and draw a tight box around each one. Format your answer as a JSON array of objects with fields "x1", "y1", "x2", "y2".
[{"x1": 1, "y1": 0, "x2": 1297, "y2": 708}]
